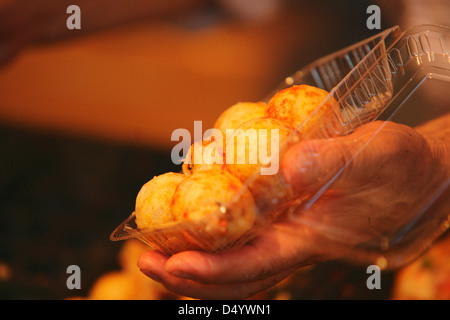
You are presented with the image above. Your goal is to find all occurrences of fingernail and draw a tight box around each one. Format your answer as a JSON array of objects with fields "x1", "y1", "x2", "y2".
[
  {"x1": 169, "y1": 270, "x2": 195, "y2": 281},
  {"x1": 140, "y1": 269, "x2": 163, "y2": 283}
]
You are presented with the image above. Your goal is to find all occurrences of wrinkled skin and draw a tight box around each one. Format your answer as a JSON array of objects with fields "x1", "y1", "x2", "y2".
[{"x1": 138, "y1": 118, "x2": 449, "y2": 299}]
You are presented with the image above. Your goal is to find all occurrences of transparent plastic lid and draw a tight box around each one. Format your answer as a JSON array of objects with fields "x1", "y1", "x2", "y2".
[
  {"x1": 111, "y1": 25, "x2": 450, "y2": 268},
  {"x1": 269, "y1": 24, "x2": 450, "y2": 134},
  {"x1": 266, "y1": 24, "x2": 450, "y2": 269}
]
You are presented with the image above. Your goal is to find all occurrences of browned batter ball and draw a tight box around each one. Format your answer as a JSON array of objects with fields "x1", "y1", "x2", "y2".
[
  {"x1": 214, "y1": 102, "x2": 267, "y2": 138},
  {"x1": 171, "y1": 169, "x2": 257, "y2": 251},
  {"x1": 225, "y1": 117, "x2": 298, "y2": 214},
  {"x1": 135, "y1": 172, "x2": 185, "y2": 229},
  {"x1": 182, "y1": 139, "x2": 225, "y2": 176},
  {"x1": 265, "y1": 85, "x2": 339, "y2": 137}
]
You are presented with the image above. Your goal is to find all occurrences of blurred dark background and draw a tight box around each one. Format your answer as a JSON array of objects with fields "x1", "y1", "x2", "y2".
[{"x1": 0, "y1": 0, "x2": 447, "y2": 299}]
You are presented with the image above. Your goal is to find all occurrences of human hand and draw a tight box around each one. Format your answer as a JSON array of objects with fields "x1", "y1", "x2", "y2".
[{"x1": 137, "y1": 120, "x2": 449, "y2": 299}]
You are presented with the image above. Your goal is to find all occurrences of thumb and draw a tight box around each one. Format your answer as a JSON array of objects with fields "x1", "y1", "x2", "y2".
[{"x1": 282, "y1": 134, "x2": 373, "y2": 193}]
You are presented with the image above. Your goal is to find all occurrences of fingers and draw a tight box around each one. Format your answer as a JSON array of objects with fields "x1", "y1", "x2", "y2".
[
  {"x1": 282, "y1": 136, "x2": 361, "y2": 193},
  {"x1": 137, "y1": 250, "x2": 169, "y2": 283},
  {"x1": 282, "y1": 121, "x2": 402, "y2": 193},
  {"x1": 136, "y1": 221, "x2": 322, "y2": 299},
  {"x1": 164, "y1": 244, "x2": 276, "y2": 285},
  {"x1": 168, "y1": 222, "x2": 320, "y2": 285},
  {"x1": 137, "y1": 228, "x2": 297, "y2": 285},
  {"x1": 137, "y1": 250, "x2": 298, "y2": 299}
]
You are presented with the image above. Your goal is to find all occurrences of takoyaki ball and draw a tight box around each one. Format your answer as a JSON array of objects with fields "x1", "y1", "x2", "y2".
[
  {"x1": 135, "y1": 172, "x2": 185, "y2": 229},
  {"x1": 265, "y1": 85, "x2": 339, "y2": 137},
  {"x1": 225, "y1": 117, "x2": 298, "y2": 215},
  {"x1": 182, "y1": 139, "x2": 225, "y2": 176},
  {"x1": 214, "y1": 102, "x2": 267, "y2": 138},
  {"x1": 171, "y1": 169, "x2": 257, "y2": 251}
]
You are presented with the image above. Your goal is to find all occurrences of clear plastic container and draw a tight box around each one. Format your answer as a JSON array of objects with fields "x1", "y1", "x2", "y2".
[{"x1": 111, "y1": 24, "x2": 450, "y2": 268}]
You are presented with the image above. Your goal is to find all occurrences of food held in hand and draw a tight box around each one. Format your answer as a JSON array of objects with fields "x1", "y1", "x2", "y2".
[
  {"x1": 265, "y1": 84, "x2": 338, "y2": 137},
  {"x1": 135, "y1": 172, "x2": 185, "y2": 229},
  {"x1": 214, "y1": 101, "x2": 267, "y2": 138},
  {"x1": 225, "y1": 117, "x2": 297, "y2": 213},
  {"x1": 182, "y1": 139, "x2": 225, "y2": 176},
  {"x1": 171, "y1": 169, "x2": 257, "y2": 250},
  {"x1": 118, "y1": 84, "x2": 340, "y2": 253}
]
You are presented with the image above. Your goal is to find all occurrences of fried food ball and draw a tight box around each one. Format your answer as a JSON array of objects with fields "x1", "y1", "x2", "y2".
[
  {"x1": 225, "y1": 117, "x2": 298, "y2": 215},
  {"x1": 182, "y1": 139, "x2": 225, "y2": 176},
  {"x1": 88, "y1": 270, "x2": 164, "y2": 300},
  {"x1": 171, "y1": 169, "x2": 257, "y2": 251},
  {"x1": 214, "y1": 102, "x2": 267, "y2": 138},
  {"x1": 265, "y1": 85, "x2": 338, "y2": 137},
  {"x1": 86, "y1": 240, "x2": 182, "y2": 300},
  {"x1": 135, "y1": 172, "x2": 185, "y2": 230},
  {"x1": 88, "y1": 271, "x2": 141, "y2": 300}
]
